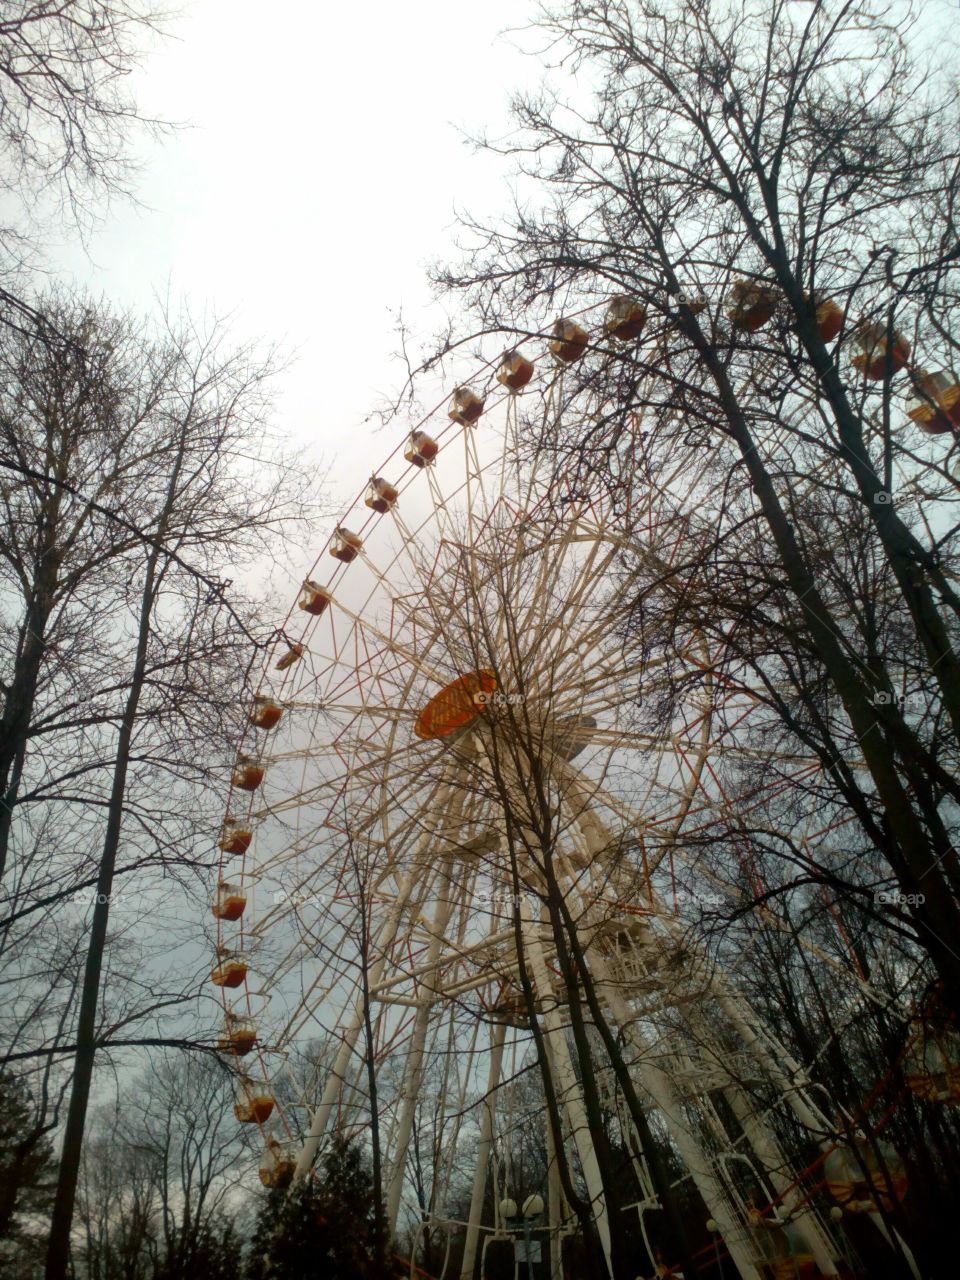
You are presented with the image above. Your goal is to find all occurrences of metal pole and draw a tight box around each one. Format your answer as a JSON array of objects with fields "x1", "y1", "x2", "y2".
[
  {"x1": 523, "y1": 1216, "x2": 534, "y2": 1280},
  {"x1": 460, "y1": 1021, "x2": 507, "y2": 1280}
]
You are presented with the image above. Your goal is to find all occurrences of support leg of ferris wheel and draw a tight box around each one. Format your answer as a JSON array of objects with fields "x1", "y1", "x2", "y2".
[
  {"x1": 711, "y1": 986, "x2": 834, "y2": 1139},
  {"x1": 519, "y1": 895, "x2": 615, "y2": 1279},
  {"x1": 559, "y1": 776, "x2": 762, "y2": 1274},
  {"x1": 291, "y1": 859, "x2": 421, "y2": 1182},
  {"x1": 545, "y1": 1095, "x2": 565, "y2": 1280},
  {"x1": 867, "y1": 1211, "x2": 922, "y2": 1280},
  {"x1": 606, "y1": 854, "x2": 838, "y2": 1168},
  {"x1": 708, "y1": 987, "x2": 851, "y2": 1269},
  {"x1": 722, "y1": 1079, "x2": 840, "y2": 1276},
  {"x1": 459, "y1": 1020, "x2": 507, "y2": 1280},
  {"x1": 564, "y1": 766, "x2": 834, "y2": 1273},
  {"x1": 600, "y1": 976, "x2": 764, "y2": 1280},
  {"x1": 384, "y1": 855, "x2": 460, "y2": 1229}
]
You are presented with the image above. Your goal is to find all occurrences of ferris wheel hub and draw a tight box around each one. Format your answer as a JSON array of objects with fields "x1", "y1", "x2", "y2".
[{"x1": 413, "y1": 668, "x2": 498, "y2": 740}]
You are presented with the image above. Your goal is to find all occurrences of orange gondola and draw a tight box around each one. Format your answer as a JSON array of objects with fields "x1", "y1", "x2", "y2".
[
  {"x1": 365, "y1": 476, "x2": 399, "y2": 513},
  {"x1": 851, "y1": 321, "x2": 910, "y2": 379},
  {"x1": 235, "y1": 1078, "x2": 275, "y2": 1124},
  {"x1": 259, "y1": 1138, "x2": 297, "y2": 1188},
  {"x1": 211, "y1": 949, "x2": 248, "y2": 989},
  {"x1": 496, "y1": 350, "x2": 534, "y2": 389},
  {"x1": 549, "y1": 318, "x2": 588, "y2": 363},
  {"x1": 906, "y1": 370, "x2": 960, "y2": 436},
  {"x1": 212, "y1": 880, "x2": 246, "y2": 921},
  {"x1": 218, "y1": 1013, "x2": 257, "y2": 1057},
  {"x1": 298, "y1": 581, "x2": 332, "y2": 616},
  {"x1": 604, "y1": 295, "x2": 647, "y2": 342},
  {"x1": 250, "y1": 696, "x2": 283, "y2": 731},
  {"x1": 404, "y1": 430, "x2": 439, "y2": 467},
  {"x1": 219, "y1": 816, "x2": 252, "y2": 855},
  {"x1": 809, "y1": 294, "x2": 844, "y2": 343},
  {"x1": 448, "y1": 387, "x2": 485, "y2": 426},
  {"x1": 329, "y1": 528, "x2": 363, "y2": 563},
  {"x1": 275, "y1": 642, "x2": 304, "y2": 671},
  {"x1": 824, "y1": 1137, "x2": 907, "y2": 1213},
  {"x1": 726, "y1": 279, "x2": 778, "y2": 332},
  {"x1": 232, "y1": 755, "x2": 265, "y2": 792}
]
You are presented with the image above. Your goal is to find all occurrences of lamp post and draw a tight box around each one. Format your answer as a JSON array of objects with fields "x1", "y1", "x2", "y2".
[{"x1": 499, "y1": 1194, "x2": 545, "y2": 1280}]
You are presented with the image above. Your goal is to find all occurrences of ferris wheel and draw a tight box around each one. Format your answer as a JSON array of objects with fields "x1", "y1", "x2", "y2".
[{"x1": 208, "y1": 296, "x2": 930, "y2": 1280}]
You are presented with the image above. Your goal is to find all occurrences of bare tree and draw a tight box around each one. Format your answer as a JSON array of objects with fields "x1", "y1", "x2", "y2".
[
  {"x1": 0, "y1": 291, "x2": 322, "y2": 1279},
  {"x1": 73, "y1": 1109, "x2": 160, "y2": 1280},
  {"x1": 427, "y1": 0, "x2": 960, "y2": 1014},
  {"x1": 0, "y1": 2, "x2": 170, "y2": 332},
  {"x1": 108, "y1": 1053, "x2": 242, "y2": 1279},
  {"x1": 0, "y1": 1067, "x2": 56, "y2": 1275}
]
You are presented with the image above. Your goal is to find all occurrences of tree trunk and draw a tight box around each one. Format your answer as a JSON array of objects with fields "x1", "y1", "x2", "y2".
[
  {"x1": 684, "y1": 311, "x2": 960, "y2": 1014},
  {"x1": 45, "y1": 429, "x2": 187, "y2": 1280}
]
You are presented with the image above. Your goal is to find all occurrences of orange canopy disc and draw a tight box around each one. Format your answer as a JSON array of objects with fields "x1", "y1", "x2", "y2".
[{"x1": 414, "y1": 669, "x2": 497, "y2": 740}]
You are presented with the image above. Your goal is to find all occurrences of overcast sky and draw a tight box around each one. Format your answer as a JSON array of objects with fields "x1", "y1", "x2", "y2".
[
  {"x1": 49, "y1": 0, "x2": 956, "y2": 569},
  {"x1": 49, "y1": 0, "x2": 541, "y2": 494}
]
